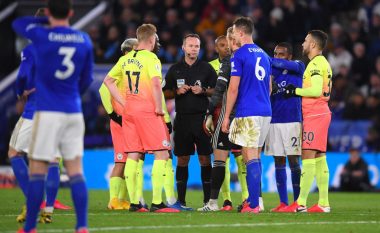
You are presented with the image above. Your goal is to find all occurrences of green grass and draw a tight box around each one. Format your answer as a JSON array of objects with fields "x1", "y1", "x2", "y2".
[{"x1": 0, "y1": 189, "x2": 379, "y2": 233}]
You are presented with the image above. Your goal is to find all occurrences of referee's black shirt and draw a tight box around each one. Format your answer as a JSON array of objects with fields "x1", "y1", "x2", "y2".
[{"x1": 163, "y1": 58, "x2": 217, "y2": 114}]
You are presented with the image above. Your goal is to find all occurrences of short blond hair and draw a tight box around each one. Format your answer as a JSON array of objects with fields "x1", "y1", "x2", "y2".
[
  {"x1": 136, "y1": 24, "x2": 157, "y2": 42},
  {"x1": 226, "y1": 27, "x2": 233, "y2": 40}
]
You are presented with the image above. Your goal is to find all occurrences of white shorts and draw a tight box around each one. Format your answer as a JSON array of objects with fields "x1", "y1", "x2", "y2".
[
  {"x1": 9, "y1": 117, "x2": 33, "y2": 153},
  {"x1": 264, "y1": 122, "x2": 302, "y2": 157},
  {"x1": 29, "y1": 111, "x2": 84, "y2": 162},
  {"x1": 229, "y1": 116, "x2": 271, "y2": 148}
]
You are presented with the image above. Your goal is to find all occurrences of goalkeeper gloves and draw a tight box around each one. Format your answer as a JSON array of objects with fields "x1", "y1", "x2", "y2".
[
  {"x1": 272, "y1": 80, "x2": 279, "y2": 95},
  {"x1": 283, "y1": 84, "x2": 297, "y2": 98},
  {"x1": 109, "y1": 111, "x2": 122, "y2": 126},
  {"x1": 203, "y1": 114, "x2": 214, "y2": 136}
]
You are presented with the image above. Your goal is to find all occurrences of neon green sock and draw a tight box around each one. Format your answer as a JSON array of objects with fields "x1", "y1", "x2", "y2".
[
  {"x1": 136, "y1": 159, "x2": 144, "y2": 203},
  {"x1": 164, "y1": 158, "x2": 176, "y2": 201},
  {"x1": 109, "y1": 177, "x2": 122, "y2": 201},
  {"x1": 221, "y1": 157, "x2": 231, "y2": 201},
  {"x1": 297, "y1": 158, "x2": 316, "y2": 206},
  {"x1": 124, "y1": 159, "x2": 138, "y2": 204},
  {"x1": 118, "y1": 177, "x2": 127, "y2": 200},
  {"x1": 152, "y1": 159, "x2": 167, "y2": 205},
  {"x1": 316, "y1": 155, "x2": 330, "y2": 206},
  {"x1": 235, "y1": 155, "x2": 248, "y2": 201}
]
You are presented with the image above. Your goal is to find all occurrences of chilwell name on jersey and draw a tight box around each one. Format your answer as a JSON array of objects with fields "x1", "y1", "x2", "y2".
[{"x1": 48, "y1": 32, "x2": 85, "y2": 43}]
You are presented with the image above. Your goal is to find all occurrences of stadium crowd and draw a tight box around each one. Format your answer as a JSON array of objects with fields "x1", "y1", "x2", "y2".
[{"x1": 83, "y1": 0, "x2": 380, "y2": 151}]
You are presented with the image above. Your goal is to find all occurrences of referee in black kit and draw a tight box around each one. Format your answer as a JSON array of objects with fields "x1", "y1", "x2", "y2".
[{"x1": 163, "y1": 33, "x2": 217, "y2": 210}]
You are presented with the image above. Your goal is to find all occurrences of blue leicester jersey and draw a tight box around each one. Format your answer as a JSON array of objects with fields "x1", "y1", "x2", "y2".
[
  {"x1": 16, "y1": 44, "x2": 37, "y2": 120},
  {"x1": 230, "y1": 43, "x2": 272, "y2": 117},
  {"x1": 271, "y1": 58, "x2": 304, "y2": 123},
  {"x1": 12, "y1": 17, "x2": 94, "y2": 113}
]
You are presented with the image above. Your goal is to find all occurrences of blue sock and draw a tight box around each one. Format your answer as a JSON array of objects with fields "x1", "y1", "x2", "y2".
[
  {"x1": 24, "y1": 174, "x2": 45, "y2": 232},
  {"x1": 290, "y1": 164, "x2": 301, "y2": 201},
  {"x1": 46, "y1": 163, "x2": 60, "y2": 208},
  {"x1": 70, "y1": 174, "x2": 88, "y2": 230},
  {"x1": 246, "y1": 159, "x2": 261, "y2": 209},
  {"x1": 275, "y1": 164, "x2": 288, "y2": 205},
  {"x1": 10, "y1": 156, "x2": 29, "y2": 197}
]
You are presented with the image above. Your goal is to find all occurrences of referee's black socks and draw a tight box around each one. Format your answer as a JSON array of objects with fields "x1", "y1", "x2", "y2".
[
  {"x1": 201, "y1": 164, "x2": 212, "y2": 204},
  {"x1": 210, "y1": 160, "x2": 226, "y2": 200},
  {"x1": 176, "y1": 166, "x2": 188, "y2": 205}
]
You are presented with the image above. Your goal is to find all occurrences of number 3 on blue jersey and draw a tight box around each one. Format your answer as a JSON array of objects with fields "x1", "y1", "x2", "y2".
[{"x1": 55, "y1": 47, "x2": 76, "y2": 80}]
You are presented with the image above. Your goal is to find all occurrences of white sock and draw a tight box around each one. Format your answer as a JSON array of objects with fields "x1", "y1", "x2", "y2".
[
  {"x1": 44, "y1": 206, "x2": 54, "y2": 213},
  {"x1": 167, "y1": 197, "x2": 177, "y2": 205}
]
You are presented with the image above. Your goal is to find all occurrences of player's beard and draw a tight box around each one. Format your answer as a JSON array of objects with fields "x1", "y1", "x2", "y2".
[{"x1": 302, "y1": 47, "x2": 309, "y2": 57}]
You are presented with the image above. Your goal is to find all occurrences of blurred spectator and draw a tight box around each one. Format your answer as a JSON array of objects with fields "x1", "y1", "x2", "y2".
[
  {"x1": 201, "y1": 0, "x2": 226, "y2": 19},
  {"x1": 340, "y1": 147, "x2": 372, "y2": 191},
  {"x1": 266, "y1": 3, "x2": 287, "y2": 50},
  {"x1": 226, "y1": 0, "x2": 241, "y2": 15},
  {"x1": 328, "y1": 43, "x2": 353, "y2": 74},
  {"x1": 369, "y1": 72, "x2": 380, "y2": 96},
  {"x1": 330, "y1": 74, "x2": 356, "y2": 119},
  {"x1": 282, "y1": 0, "x2": 308, "y2": 43},
  {"x1": 328, "y1": 22, "x2": 350, "y2": 52},
  {"x1": 350, "y1": 42, "x2": 370, "y2": 86},
  {"x1": 161, "y1": 9, "x2": 183, "y2": 46},
  {"x1": 196, "y1": 8, "x2": 226, "y2": 37},
  {"x1": 366, "y1": 94, "x2": 380, "y2": 120},
  {"x1": 357, "y1": 0, "x2": 377, "y2": 32},
  {"x1": 99, "y1": 25, "x2": 122, "y2": 63},
  {"x1": 159, "y1": 43, "x2": 183, "y2": 63},
  {"x1": 342, "y1": 92, "x2": 370, "y2": 120}
]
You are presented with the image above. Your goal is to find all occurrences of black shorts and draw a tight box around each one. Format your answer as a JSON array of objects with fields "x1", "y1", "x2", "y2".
[
  {"x1": 212, "y1": 111, "x2": 241, "y2": 151},
  {"x1": 173, "y1": 113, "x2": 212, "y2": 156}
]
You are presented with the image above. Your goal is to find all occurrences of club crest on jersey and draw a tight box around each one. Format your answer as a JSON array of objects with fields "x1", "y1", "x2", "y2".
[
  {"x1": 282, "y1": 69, "x2": 288, "y2": 75},
  {"x1": 162, "y1": 140, "x2": 171, "y2": 147},
  {"x1": 116, "y1": 153, "x2": 123, "y2": 160},
  {"x1": 177, "y1": 79, "x2": 185, "y2": 88}
]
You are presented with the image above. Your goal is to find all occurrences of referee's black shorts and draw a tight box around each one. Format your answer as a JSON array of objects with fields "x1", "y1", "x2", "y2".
[
  {"x1": 212, "y1": 113, "x2": 241, "y2": 151},
  {"x1": 173, "y1": 113, "x2": 212, "y2": 156}
]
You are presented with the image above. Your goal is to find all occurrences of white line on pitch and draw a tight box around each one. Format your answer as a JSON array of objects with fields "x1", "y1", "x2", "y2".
[{"x1": 3, "y1": 221, "x2": 379, "y2": 233}]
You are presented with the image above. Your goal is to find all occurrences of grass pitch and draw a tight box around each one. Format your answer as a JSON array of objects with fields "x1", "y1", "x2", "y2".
[{"x1": 0, "y1": 189, "x2": 379, "y2": 233}]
